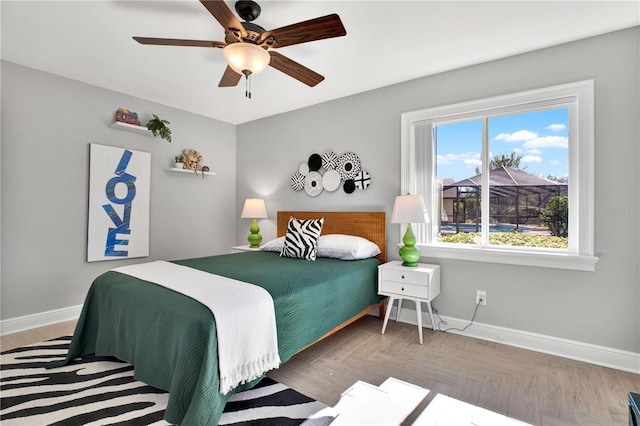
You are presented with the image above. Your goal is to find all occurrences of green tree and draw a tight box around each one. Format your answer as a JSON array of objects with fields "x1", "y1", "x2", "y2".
[
  {"x1": 475, "y1": 152, "x2": 526, "y2": 174},
  {"x1": 539, "y1": 195, "x2": 568, "y2": 237},
  {"x1": 546, "y1": 174, "x2": 568, "y2": 183}
]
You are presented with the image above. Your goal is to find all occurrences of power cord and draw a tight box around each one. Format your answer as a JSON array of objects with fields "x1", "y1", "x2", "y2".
[{"x1": 432, "y1": 300, "x2": 482, "y2": 333}]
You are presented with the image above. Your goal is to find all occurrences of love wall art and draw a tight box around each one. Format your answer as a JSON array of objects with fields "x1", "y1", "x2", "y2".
[{"x1": 87, "y1": 143, "x2": 151, "y2": 262}]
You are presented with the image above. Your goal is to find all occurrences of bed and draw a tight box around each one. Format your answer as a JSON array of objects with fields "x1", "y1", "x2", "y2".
[{"x1": 58, "y1": 211, "x2": 386, "y2": 425}]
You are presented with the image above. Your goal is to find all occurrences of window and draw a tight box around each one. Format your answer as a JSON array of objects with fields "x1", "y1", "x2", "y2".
[{"x1": 400, "y1": 80, "x2": 598, "y2": 271}]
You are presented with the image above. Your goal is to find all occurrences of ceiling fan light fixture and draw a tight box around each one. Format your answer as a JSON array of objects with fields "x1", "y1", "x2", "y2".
[{"x1": 223, "y1": 43, "x2": 270, "y2": 76}]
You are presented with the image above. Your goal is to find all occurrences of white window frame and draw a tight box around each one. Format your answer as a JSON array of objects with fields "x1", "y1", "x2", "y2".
[{"x1": 400, "y1": 80, "x2": 598, "y2": 271}]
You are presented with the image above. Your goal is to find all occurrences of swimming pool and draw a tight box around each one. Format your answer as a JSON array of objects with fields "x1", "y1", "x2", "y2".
[{"x1": 439, "y1": 223, "x2": 534, "y2": 233}]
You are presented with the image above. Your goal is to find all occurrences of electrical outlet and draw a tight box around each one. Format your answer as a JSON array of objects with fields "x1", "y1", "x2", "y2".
[{"x1": 476, "y1": 290, "x2": 486, "y2": 306}]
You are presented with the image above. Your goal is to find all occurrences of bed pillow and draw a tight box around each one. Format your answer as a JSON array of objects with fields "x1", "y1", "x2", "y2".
[
  {"x1": 261, "y1": 236, "x2": 285, "y2": 252},
  {"x1": 280, "y1": 217, "x2": 324, "y2": 261},
  {"x1": 317, "y1": 234, "x2": 381, "y2": 260},
  {"x1": 263, "y1": 234, "x2": 381, "y2": 260}
]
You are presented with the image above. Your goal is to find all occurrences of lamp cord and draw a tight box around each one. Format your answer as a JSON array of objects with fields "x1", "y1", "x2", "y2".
[{"x1": 432, "y1": 301, "x2": 481, "y2": 333}]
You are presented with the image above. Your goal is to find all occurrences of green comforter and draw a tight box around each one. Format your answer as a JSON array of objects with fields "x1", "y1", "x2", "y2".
[{"x1": 59, "y1": 251, "x2": 381, "y2": 425}]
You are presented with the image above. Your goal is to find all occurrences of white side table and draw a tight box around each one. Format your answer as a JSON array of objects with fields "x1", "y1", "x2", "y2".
[
  {"x1": 231, "y1": 245, "x2": 262, "y2": 253},
  {"x1": 378, "y1": 261, "x2": 441, "y2": 344}
]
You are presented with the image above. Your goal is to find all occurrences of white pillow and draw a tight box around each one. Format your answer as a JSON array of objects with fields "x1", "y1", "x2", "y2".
[
  {"x1": 318, "y1": 234, "x2": 381, "y2": 260},
  {"x1": 261, "y1": 236, "x2": 285, "y2": 252},
  {"x1": 262, "y1": 234, "x2": 381, "y2": 260}
]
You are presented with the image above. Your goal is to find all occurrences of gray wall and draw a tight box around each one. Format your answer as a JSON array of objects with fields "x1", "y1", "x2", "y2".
[
  {"x1": 236, "y1": 27, "x2": 640, "y2": 353},
  {"x1": 1, "y1": 61, "x2": 237, "y2": 320}
]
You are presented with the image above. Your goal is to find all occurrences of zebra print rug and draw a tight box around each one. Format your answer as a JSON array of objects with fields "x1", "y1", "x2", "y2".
[{"x1": 0, "y1": 336, "x2": 334, "y2": 425}]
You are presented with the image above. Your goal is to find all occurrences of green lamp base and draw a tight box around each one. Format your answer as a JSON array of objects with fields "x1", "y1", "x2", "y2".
[
  {"x1": 247, "y1": 218, "x2": 263, "y2": 248},
  {"x1": 399, "y1": 223, "x2": 421, "y2": 267}
]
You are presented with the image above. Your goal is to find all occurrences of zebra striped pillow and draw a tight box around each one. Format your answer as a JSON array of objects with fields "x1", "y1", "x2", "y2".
[{"x1": 280, "y1": 217, "x2": 325, "y2": 260}]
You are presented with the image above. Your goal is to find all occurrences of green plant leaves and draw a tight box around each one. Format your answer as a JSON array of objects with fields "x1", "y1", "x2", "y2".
[{"x1": 146, "y1": 114, "x2": 172, "y2": 142}]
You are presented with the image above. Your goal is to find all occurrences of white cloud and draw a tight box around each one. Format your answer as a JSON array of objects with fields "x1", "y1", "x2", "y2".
[
  {"x1": 437, "y1": 151, "x2": 481, "y2": 165},
  {"x1": 549, "y1": 160, "x2": 562, "y2": 166},
  {"x1": 494, "y1": 130, "x2": 538, "y2": 142},
  {"x1": 523, "y1": 136, "x2": 568, "y2": 149},
  {"x1": 546, "y1": 123, "x2": 566, "y2": 132},
  {"x1": 522, "y1": 155, "x2": 542, "y2": 163},
  {"x1": 464, "y1": 158, "x2": 482, "y2": 167},
  {"x1": 526, "y1": 148, "x2": 541, "y2": 155}
]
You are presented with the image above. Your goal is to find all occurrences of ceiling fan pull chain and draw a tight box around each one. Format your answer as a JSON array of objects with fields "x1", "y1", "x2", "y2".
[{"x1": 243, "y1": 70, "x2": 252, "y2": 98}]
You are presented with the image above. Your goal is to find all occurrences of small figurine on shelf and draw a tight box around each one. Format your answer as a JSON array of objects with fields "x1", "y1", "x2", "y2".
[
  {"x1": 182, "y1": 149, "x2": 202, "y2": 171},
  {"x1": 115, "y1": 108, "x2": 141, "y2": 126},
  {"x1": 182, "y1": 149, "x2": 204, "y2": 177},
  {"x1": 146, "y1": 114, "x2": 172, "y2": 142}
]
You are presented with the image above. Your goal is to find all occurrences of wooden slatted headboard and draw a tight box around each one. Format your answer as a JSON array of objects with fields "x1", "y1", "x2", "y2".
[{"x1": 277, "y1": 211, "x2": 386, "y2": 263}]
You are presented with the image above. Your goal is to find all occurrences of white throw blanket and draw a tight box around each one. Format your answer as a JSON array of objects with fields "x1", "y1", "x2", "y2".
[{"x1": 112, "y1": 261, "x2": 280, "y2": 394}]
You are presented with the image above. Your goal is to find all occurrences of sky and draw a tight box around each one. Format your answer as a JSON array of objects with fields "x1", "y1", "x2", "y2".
[{"x1": 435, "y1": 107, "x2": 569, "y2": 183}]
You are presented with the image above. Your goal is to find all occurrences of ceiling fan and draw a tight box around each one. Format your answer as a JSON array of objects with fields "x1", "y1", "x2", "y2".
[{"x1": 133, "y1": 0, "x2": 347, "y2": 97}]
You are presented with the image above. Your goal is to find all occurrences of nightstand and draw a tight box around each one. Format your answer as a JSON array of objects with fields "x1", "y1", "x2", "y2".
[
  {"x1": 231, "y1": 245, "x2": 262, "y2": 253},
  {"x1": 378, "y1": 260, "x2": 441, "y2": 344}
]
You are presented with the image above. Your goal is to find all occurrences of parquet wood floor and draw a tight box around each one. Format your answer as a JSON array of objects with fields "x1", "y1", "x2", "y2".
[{"x1": 2, "y1": 316, "x2": 637, "y2": 425}]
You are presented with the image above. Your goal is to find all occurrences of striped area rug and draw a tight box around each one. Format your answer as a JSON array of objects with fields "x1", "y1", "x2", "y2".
[{"x1": 0, "y1": 336, "x2": 334, "y2": 425}]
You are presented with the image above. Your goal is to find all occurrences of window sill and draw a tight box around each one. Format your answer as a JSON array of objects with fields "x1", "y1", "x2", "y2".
[{"x1": 417, "y1": 244, "x2": 599, "y2": 271}]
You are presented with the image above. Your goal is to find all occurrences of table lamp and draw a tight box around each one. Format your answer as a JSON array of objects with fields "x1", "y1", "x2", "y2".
[
  {"x1": 240, "y1": 198, "x2": 268, "y2": 248},
  {"x1": 391, "y1": 194, "x2": 429, "y2": 267}
]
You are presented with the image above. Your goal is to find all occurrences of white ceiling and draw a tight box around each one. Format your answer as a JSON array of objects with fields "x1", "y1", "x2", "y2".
[{"x1": 2, "y1": 1, "x2": 638, "y2": 125}]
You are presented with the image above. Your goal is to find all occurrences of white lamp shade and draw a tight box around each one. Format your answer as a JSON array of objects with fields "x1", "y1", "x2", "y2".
[
  {"x1": 241, "y1": 198, "x2": 268, "y2": 219},
  {"x1": 391, "y1": 194, "x2": 430, "y2": 224},
  {"x1": 223, "y1": 43, "x2": 271, "y2": 76}
]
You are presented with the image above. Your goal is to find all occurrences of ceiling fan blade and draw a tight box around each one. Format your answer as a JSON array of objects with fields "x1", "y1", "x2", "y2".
[
  {"x1": 219, "y1": 66, "x2": 242, "y2": 87},
  {"x1": 133, "y1": 37, "x2": 226, "y2": 48},
  {"x1": 268, "y1": 51, "x2": 324, "y2": 87},
  {"x1": 260, "y1": 14, "x2": 346, "y2": 48},
  {"x1": 200, "y1": 0, "x2": 246, "y2": 39}
]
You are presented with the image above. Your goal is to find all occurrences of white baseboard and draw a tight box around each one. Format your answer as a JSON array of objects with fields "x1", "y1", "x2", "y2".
[
  {"x1": 378, "y1": 305, "x2": 640, "y2": 375},
  {"x1": 1, "y1": 305, "x2": 82, "y2": 336},
  {"x1": 4, "y1": 304, "x2": 639, "y2": 374}
]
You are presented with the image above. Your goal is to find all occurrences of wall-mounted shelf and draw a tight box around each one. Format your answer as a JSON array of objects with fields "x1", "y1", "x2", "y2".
[
  {"x1": 166, "y1": 168, "x2": 216, "y2": 176},
  {"x1": 110, "y1": 121, "x2": 152, "y2": 136}
]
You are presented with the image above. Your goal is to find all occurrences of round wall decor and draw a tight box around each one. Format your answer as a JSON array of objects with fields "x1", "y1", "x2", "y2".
[
  {"x1": 343, "y1": 179, "x2": 356, "y2": 194},
  {"x1": 290, "y1": 173, "x2": 305, "y2": 191},
  {"x1": 321, "y1": 151, "x2": 338, "y2": 170},
  {"x1": 322, "y1": 169, "x2": 341, "y2": 192},
  {"x1": 354, "y1": 170, "x2": 371, "y2": 190},
  {"x1": 304, "y1": 171, "x2": 323, "y2": 197},
  {"x1": 298, "y1": 162, "x2": 310, "y2": 175},
  {"x1": 308, "y1": 153, "x2": 322, "y2": 171},
  {"x1": 337, "y1": 152, "x2": 361, "y2": 180},
  {"x1": 290, "y1": 149, "x2": 372, "y2": 196}
]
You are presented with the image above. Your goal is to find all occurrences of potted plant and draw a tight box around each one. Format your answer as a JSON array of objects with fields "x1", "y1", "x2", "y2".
[
  {"x1": 174, "y1": 155, "x2": 184, "y2": 169},
  {"x1": 146, "y1": 114, "x2": 172, "y2": 142}
]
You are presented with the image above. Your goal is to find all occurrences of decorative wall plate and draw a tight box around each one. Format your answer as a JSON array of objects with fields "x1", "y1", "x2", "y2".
[
  {"x1": 337, "y1": 152, "x2": 361, "y2": 180},
  {"x1": 298, "y1": 162, "x2": 309, "y2": 175},
  {"x1": 322, "y1": 169, "x2": 340, "y2": 192},
  {"x1": 343, "y1": 179, "x2": 356, "y2": 194},
  {"x1": 304, "y1": 171, "x2": 323, "y2": 197},
  {"x1": 308, "y1": 153, "x2": 322, "y2": 171},
  {"x1": 321, "y1": 151, "x2": 338, "y2": 170},
  {"x1": 290, "y1": 173, "x2": 305, "y2": 191},
  {"x1": 354, "y1": 170, "x2": 371, "y2": 190}
]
